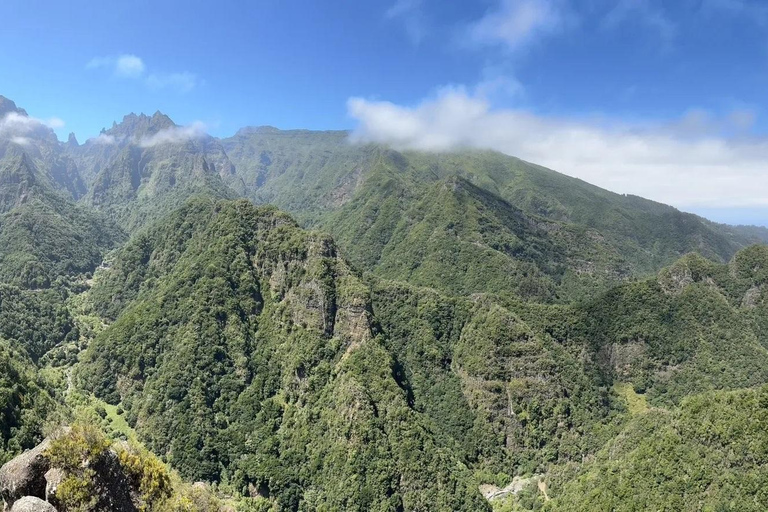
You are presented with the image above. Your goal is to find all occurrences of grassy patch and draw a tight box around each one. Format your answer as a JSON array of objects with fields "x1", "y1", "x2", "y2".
[{"x1": 614, "y1": 382, "x2": 649, "y2": 416}]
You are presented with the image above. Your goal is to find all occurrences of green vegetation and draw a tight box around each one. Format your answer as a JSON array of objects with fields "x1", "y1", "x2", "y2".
[
  {"x1": 221, "y1": 129, "x2": 768, "y2": 286},
  {"x1": 82, "y1": 113, "x2": 238, "y2": 233},
  {"x1": 3, "y1": 101, "x2": 768, "y2": 510},
  {"x1": 78, "y1": 198, "x2": 489, "y2": 510},
  {"x1": 0, "y1": 339, "x2": 57, "y2": 463},
  {"x1": 613, "y1": 383, "x2": 649, "y2": 416},
  {"x1": 45, "y1": 422, "x2": 223, "y2": 512},
  {"x1": 546, "y1": 386, "x2": 768, "y2": 511},
  {"x1": 0, "y1": 150, "x2": 123, "y2": 288}
]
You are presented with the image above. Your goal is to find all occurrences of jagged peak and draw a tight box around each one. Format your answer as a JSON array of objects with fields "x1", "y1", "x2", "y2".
[
  {"x1": 67, "y1": 132, "x2": 79, "y2": 147},
  {"x1": 0, "y1": 95, "x2": 28, "y2": 118},
  {"x1": 105, "y1": 110, "x2": 177, "y2": 139}
]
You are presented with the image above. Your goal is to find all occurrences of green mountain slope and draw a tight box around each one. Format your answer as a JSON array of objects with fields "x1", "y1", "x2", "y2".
[
  {"x1": 370, "y1": 281, "x2": 623, "y2": 480},
  {"x1": 81, "y1": 113, "x2": 241, "y2": 232},
  {"x1": 337, "y1": 174, "x2": 630, "y2": 302},
  {"x1": 78, "y1": 198, "x2": 488, "y2": 510},
  {"x1": 222, "y1": 128, "x2": 768, "y2": 284},
  {"x1": 578, "y1": 245, "x2": 768, "y2": 406},
  {"x1": 0, "y1": 95, "x2": 86, "y2": 199},
  {"x1": 545, "y1": 385, "x2": 768, "y2": 511},
  {"x1": 0, "y1": 147, "x2": 123, "y2": 288},
  {"x1": 221, "y1": 127, "x2": 373, "y2": 220}
]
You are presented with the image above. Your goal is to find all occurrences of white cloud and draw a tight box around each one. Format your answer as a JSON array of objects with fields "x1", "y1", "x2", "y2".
[
  {"x1": 87, "y1": 133, "x2": 118, "y2": 145},
  {"x1": 44, "y1": 117, "x2": 65, "y2": 129},
  {"x1": 146, "y1": 72, "x2": 200, "y2": 93},
  {"x1": 468, "y1": 0, "x2": 570, "y2": 51},
  {"x1": 347, "y1": 88, "x2": 768, "y2": 209},
  {"x1": 0, "y1": 112, "x2": 57, "y2": 141},
  {"x1": 115, "y1": 55, "x2": 146, "y2": 78},
  {"x1": 10, "y1": 136, "x2": 30, "y2": 146},
  {"x1": 138, "y1": 122, "x2": 207, "y2": 148},
  {"x1": 87, "y1": 54, "x2": 145, "y2": 78}
]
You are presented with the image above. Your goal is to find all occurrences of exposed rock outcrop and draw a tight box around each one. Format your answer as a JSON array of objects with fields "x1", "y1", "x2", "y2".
[
  {"x1": 9, "y1": 497, "x2": 56, "y2": 512},
  {"x1": 42, "y1": 470, "x2": 63, "y2": 509},
  {"x1": 0, "y1": 440, "x2": 51, "y2": 510},
  {"x1": 1, "y1": 431, "x2": 140, "y2": 512}
]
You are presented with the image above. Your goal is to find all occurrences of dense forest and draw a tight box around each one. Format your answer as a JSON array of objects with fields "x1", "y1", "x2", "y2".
[{"x1": 1, "y1": 95, "x2": 768, "y2": 511}]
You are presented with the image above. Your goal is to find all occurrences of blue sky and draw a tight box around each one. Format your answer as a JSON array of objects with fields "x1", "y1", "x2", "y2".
[{"x1": 1, "y1": 0, "x2": 768, "y2": 222}]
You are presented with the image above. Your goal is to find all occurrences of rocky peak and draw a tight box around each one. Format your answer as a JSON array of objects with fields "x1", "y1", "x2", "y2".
[
  {"x1": 105, "y1": 111, "x2": 176, "y2": 140},
  {"x1": 66, "y1": 132, "x2": 78, "y2": 148},
  {"x1": 0, "y1": 96, "x2": 27, "y2": 118}
]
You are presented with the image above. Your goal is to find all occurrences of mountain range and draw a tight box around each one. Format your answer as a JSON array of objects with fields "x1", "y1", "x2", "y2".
[{"x1": 1, "y1": 94, "x2": 768, "y2": 511}]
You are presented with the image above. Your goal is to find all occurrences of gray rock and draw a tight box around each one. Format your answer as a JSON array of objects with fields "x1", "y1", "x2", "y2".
[
  {"x1": 9, "y1": 497, "x2": 56, "y2": 512},
  {"x1": 0, "y1": 440, "x2": 50, "y2": 510},
  {"x1": 43, "y1": 469, "x2": 64, "y2": 509}
]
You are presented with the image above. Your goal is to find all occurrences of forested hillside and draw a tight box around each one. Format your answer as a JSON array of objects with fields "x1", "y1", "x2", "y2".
[
  {"x1": 222, "y1": 128, "x2": 768, "y2": 278},
  {"x1": 546, "y1": 385, "x2": 768, "y2": 511},
  {"x1": 78, "y1": 198, "x2": 488, "y2": 510},
  {"x1": 1, "y1": 95, "x2": 768, "y2": 511}
]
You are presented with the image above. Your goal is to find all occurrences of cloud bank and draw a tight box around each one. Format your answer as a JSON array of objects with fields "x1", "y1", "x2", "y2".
[{"x1": 347, "y1": 87, "x2": 768, "y2": 209}]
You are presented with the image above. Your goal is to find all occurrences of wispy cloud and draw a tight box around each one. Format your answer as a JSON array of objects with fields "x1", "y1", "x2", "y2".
[
  {"x1": 386, "y1": 0, "x2": 427, "y2": 44},
  {"x1": 347, "y1": 88, "x2": 768, "y2": 209},
  {"x1": 10, "y1": 136, "x2": 30, "y2": 146},
  {"x1": 86, "y1": 133, "x2": 118, "y2": 145},
  {"x1": 45, "y1": 117, "x2": 65, "y2": 129},
  {"x1": 87, "y1": 54, "x2": 200, "y2": 93},
  {"x1": 146, "y1": 72, "x2": 201, "y2": 93},
  {"x1": 87, "y1": 54, "x2": 146, "y2": 78},
  {"x1": 602, "y1": 0, "x2": 676, "y2": 44},
  {"x1": 138, "y1": 122, "x2": 207, "y2": 148},
  {"x1": 468, "y1": 0, "x2": 572, "y2": 52}
]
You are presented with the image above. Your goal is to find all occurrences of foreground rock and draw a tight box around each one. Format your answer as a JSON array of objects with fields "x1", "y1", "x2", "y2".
[
  {"x1": 42, "y1": 470, "x2": 63, "y2": 510},
  {"x1": 9, "y1": 497, "x2": 56, "y2": 512},
  {"x1": 0, "y1": 429, "x2": 139, "y2": 512},
  {"x1": 0, "y1": 440, "x2": 51, "y2": 510}
]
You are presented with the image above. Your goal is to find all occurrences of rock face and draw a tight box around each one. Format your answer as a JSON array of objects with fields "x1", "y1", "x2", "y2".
[
  {"x1": 42, "y1": 470, "x2": 63, "y2": 509},
  {"x1": 9, "y1": 497, "x2": 56, "y2": 512},
  {"x1": 1, "y1": 432, "x2": 138, "y2": 512},
  {"x1": 0, "y1": 440, "x2": 51, "y2": 510}
]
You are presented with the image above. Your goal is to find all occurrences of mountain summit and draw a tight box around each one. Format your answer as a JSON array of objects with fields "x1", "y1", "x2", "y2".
[
  {"x1": 104, "y1": 111, "x2": 176, "y2": 140},
  {"x1": 0, "y1": 95, "x2": 27, "y2": 117}
]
